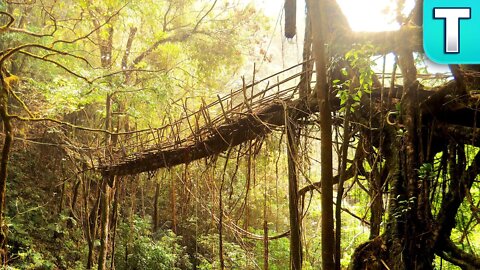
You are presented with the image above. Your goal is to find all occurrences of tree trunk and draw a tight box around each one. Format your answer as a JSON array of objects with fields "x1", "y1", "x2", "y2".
[
  {"x1": 263, "y1": 182, "x2": 269, "y2": 270},
  {"x1": 286, "y1": 111, "x2": 302, "y2": 270},
  {"x1": 85, "y1": 176, "x2": 100, "y2": 269},
  {"x1": 97, "y1": 178, "x2": 110, "y2": 270},
  {"x1": 308, "y1": 0, "x2": 335, "y2": 268},
  {"x1": 335, "y1": 91, "x2": 353, "y2": 269},
  {"x1": 219, "y1": 173, "x2": 225, "y2": 270},
  {"x1": 109, "y1": 179, "x2": 119, "y2": 270},
  {"x1": 153, "y1": 181, "x2": 160, "y2": 232},
  {"x1": 0, "y1": 71, "x2": 12, "y2": 263},
  {"x1": 171, "y1": 173, "x2": 177, "y2": 233},
  {"x1": 350, "y1": 50, "x2": 439, "y2": 270}
]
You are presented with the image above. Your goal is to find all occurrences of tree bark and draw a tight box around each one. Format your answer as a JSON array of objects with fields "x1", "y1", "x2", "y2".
[
  {"x1": 286, "y1": 110, "x2": 302, "y2": 270},
  {"x1": 0, "y1": 71, "x2": 12, "y2": 263},
  {"x1": 308, "y1": 0, "x2": 335, "y2": 268},
  {"x1": 153, "y1": 181, "x2": 160, "y2": 232},
  {"x1": 97, "y1": 178, "x2": 110, "y2": 270},
  {"x1": 335, "y1": 92, "x2": 353, "y2": 269}
]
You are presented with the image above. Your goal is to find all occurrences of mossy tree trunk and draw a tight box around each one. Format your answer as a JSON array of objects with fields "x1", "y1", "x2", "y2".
[{"x1": 0, "y1": 68, "x2": 12, "y2": 264}]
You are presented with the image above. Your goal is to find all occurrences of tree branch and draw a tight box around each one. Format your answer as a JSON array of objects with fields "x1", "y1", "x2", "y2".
[
  {"x1": 437, "y1": 238, "x2": 480, "y2": 269},
  {"x1": 0, "y1": 11, "x2": 15, "y2": 29},
  {"x1": 52, "y1": 3, "x2": 127, "y2": 46},
  {"x1": 0, "y1": 11, "x2": 57, "y2": 37},
  {"x1": 435, "y1": 150, "x2": 480, "y2": 249}
]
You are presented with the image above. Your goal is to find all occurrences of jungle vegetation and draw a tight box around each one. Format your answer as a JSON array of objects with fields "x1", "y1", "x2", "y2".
[{"x1": 0, "y1": 0, "x2": 479, "y2": 269}]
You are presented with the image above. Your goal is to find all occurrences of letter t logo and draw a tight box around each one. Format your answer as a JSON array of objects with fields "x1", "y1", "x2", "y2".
[{"x1": 433, "y1": 8, "x2": 471, "y2": 53}]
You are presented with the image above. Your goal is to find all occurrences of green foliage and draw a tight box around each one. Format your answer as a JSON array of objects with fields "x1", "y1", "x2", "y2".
[
  {"x1": 433, "y1": 255, "x2": 461, "y2": 270},
  {"x1": 5, "y1": 151, "x2": 84, "y2": 269},
  {"x1": 114, "y1": 216, "x2": 191, "y2": 270},
  {"x1": 418, "y1": 163, "x2": 433, "y2": 180},
  {"x1": 337, "y1": 44, "x2": 376, "y2": 113},
  {"x1": 393, "y1": 195, "x2": 416, "y2": 219},
  {"x1": 196, "y1": 234, "x2": 248, "y2": 270},
  {"x1": 248, "y1": 228, "x2": 290, "y2": 270}
]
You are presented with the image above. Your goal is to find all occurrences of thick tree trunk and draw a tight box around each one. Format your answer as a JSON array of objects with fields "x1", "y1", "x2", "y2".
[
  {"x1": 350, "y1": 44, "x2": 437, "y2": 270},
  {"x1": 0, "y1": 74, "x2": 12, "y2": 263},
  {"x1": 309, "y1": 0, "x2": 335, "y2": 268}
]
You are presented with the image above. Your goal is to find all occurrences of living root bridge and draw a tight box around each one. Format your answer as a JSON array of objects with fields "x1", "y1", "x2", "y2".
[
  {"x1": 99, "y1": 78, "x2": 480, "y2": 177},
  {"x1": 100, "y1": 98, "x2": 314, "y2": 177}
]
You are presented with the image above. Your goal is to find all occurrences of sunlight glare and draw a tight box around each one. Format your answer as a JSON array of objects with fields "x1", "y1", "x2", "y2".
[
  {"x1": 252, "y1": 0, "x2": 416, "y2": 32},
  {"x1": 337, "y1": 0, "x2": 415, "y2": 32}
]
